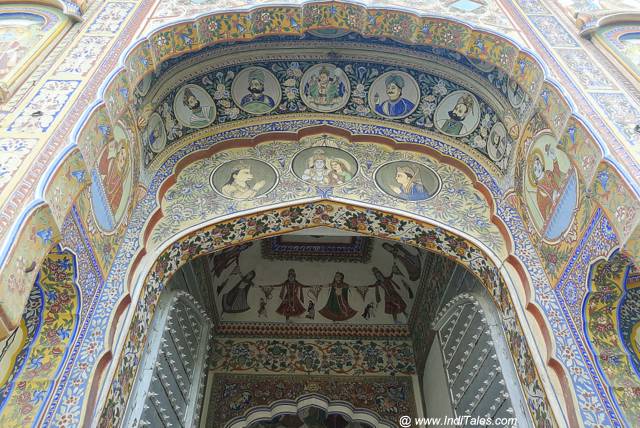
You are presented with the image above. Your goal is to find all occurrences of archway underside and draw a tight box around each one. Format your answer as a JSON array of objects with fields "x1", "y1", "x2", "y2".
[{"x1": 1, "y1": 4, "x2": 639, "y2": 428}]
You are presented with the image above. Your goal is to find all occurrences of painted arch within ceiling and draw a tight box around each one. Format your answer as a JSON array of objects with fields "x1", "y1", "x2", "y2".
[{"x1": 3, "y1": 3, "x2": 640, "y2": 428}]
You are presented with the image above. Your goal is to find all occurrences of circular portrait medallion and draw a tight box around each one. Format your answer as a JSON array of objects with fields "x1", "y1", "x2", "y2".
[
  {"x1": 374, "y1": 161, "x2": 441, "y2": 202},
  {"x1": 434, "y1": 90, "x2": 481, "y2": 137},
  {"x1": 368, "y1": 71, "x2": 420, "y2": 119},
  {"x1": 143, "y1": 112, "x2": 166, "y2": 154},
  {"x1": 231, "y1": 66, "x2": 281, "y2": 115},
  {"x1": 173, "y1": 84, "x2": 216, "y2": 129},
  {"x1": 487, "y1": 122, "x2": 509, "y2": 162},
  {"x1": 300, "y1": 63, "x2": 350, "y2": 112},
  {"x1": 291, "y1": 147, "x2": 358, "y2": 187},
  {"x1": 210, "y1": 159, "x2": 278, "y2": 201}
]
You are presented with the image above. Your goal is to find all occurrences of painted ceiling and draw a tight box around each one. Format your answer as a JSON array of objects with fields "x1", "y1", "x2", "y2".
[{"x1": 201, "y1": 234, "x2": 427, "y2": 326}]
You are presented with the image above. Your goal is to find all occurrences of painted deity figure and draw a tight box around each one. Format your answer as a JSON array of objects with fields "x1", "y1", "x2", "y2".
[
  {"x1": 374, "y1": 75, "x2": 415, "y2": 118},
  {"x1": 240, "y1": 69, "x2": 275, "y2": 113},
  {"x1": 326, "y1": 158, "x2": 353, "y2": 186},
  {"x1": 301, "y1": 150, "x2": 331, "y2": 185},
  {"x1": 221, "y1": 271, "x2": 256, "y2": 314},
  {"x1": 318, "y1": 272, "x2": 357, "y2": 322},
  {"x1": 182, "y1": 87, "x2": 213, "y2": 127},
  {"x1": 98, "y1": 140, "x2": 129, "y2": 213},
  {"x1": 389, "y1": 165, "x2": 429, "y2": 201},
  {"x1": 367, "y1": 267, "x2": 408, "y2": 323},
  {"x1": 221, "y1": 165, "x2": 266, "y2": 200},
  {"x1": 305, "y1": 66, "x2": 345, "y2": 107},
  {"x1": 440, "y1": 93, "x2": 474, "y2": 136},
  {"x1": 265, "y1": 269, "x2": 307, "y2": 321}
]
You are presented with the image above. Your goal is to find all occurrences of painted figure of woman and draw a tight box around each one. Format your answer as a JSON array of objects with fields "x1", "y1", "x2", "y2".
[
  {"x1": 221, "y1": 271, "x2": 256, "y2": 314},
  {"x1": 389, "y1": 165, "x2": 429, "y2": 201},
  {"x1": 221, "y1": 165, "x2": 266, "y2": 200},
  {"x1": 327, "y1": 158, "x2": 353, "y2": 186},
  {"x1": 367, "y1": 267, "x2": 408, "y2": 323},
  {"x1": 265, "y1": 269, "x2": 307, "y2": 321},
  {"x1": 318, "y1": 272, "x2": 357, "y2": 321}
]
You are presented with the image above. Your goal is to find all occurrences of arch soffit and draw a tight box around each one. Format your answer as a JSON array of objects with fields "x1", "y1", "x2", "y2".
[{"x1": 66, "y1": 0, "x2": 637, "y2": 258}]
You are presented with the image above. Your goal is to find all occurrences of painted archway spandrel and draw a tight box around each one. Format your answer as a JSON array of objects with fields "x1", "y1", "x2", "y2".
[
  {"x1": 0, "y1": 205, "x2": 61, "y2": 340},
  {"x1": 585, "y1": 253, "x2": 640, "y2": 426},
  {"x1": 0, "y1": 246, "x2": 79, "y2": 428}
]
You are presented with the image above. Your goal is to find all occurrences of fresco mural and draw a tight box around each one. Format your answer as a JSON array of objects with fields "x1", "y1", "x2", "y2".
[
  {"x1": 374, "y1": 161, "x2": 440, "y2": 201},
  {"x1": 211, "y1": 159, "x2": 278, "y2": 200},
  {"x1": 524, "y1": 133, "x2": 578, "y2": 242},
  {"x1": 368, "y1": 71, "x2": 420, "y2": 119},
  {"x1": 4, "y1": 2, "x2": 640, "y2": 427},
  {"x1": 151, "y1": 130, "x2": 503, "y2": 259},
  {"x1": 585, "y1": 252, "x2": 640, "y2": 426},
  {"x1": 232, "y1": 66, "x2": 281, "y2": 115},
  {"x1": 292, "y1": 147, "x2": 358, "y2": 187},
  {"x1": 211, "y1": 375, "x2": 415, "y2": 427},
  {"x1": 138, "y1": 57, "x2": 518, "y2": 173},
  {"x1": 91, "y1": 124, "x2": 134, "y2": 232},
  {"x1": 434, "y1": 90, "x2": 481, "y2": 137},
  {"x1": 173, "y1": 84, "x2": 216, "y2": 128},
  {"x1": 210, "y1": 239, "x2": 422, "y2": 325},
  {"x1": 0, "y1": 246, "x2": 79, "y2": 428},
  {"x1": 300, "y1": 63, "x2": 350, "y2": 112}
]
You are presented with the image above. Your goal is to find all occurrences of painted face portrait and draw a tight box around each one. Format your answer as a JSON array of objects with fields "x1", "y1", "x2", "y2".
[
  {"x1": 369, "y1": 71, "x2": 419, "y2": 119},
  {"x1": 434, "y1": 91, "x2": 480, "y2": 137},
  {"x1": 211, "y1": 159, "x2": 277, "y2": 201}
]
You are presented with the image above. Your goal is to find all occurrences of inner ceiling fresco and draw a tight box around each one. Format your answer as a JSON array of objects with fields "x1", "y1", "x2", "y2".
[{"x1": 1, "y1": 0, "x2": 640, "y2": 427}]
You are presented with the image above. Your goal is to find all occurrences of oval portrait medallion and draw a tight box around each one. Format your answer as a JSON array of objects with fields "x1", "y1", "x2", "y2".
[
  {"x1": 434, "y1": 90, "x2": 481, "y2": 137},
  {"x1": 143, "y1": 112, "x2": 166, "y2": 154},
  {"x1": 374, "y1": 161, "x2": 441, "y2": 202},
  {"x1": 231, "y1": 66, "x2": 281, "y2": 115},
  {"x1": 368, "y1": 71, "x2": 420, "y2": 119},
  {"x1": 173, "y1": 83, "x2": 216, "y2": 128},
  {"x1": 487, "y1": 122, "x2": 508, "y2": 162},
  {"x1": 524, "y1": 133, "x2": 578, "y2": 242},
  {"x1": 91, "y1": 123, "x2": 134, "y2": 232},
  {"x1": 291, "y1": 147, "x2": 358, "y2": 187},
  {"x1": 300, "y1": 63, "x2": 350, "y2": 112},
  {"x1": 210, "y1": 159, "x2": 278, "y2": 201}
]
